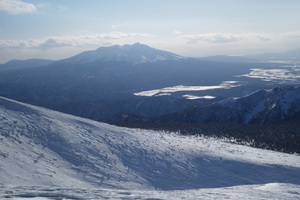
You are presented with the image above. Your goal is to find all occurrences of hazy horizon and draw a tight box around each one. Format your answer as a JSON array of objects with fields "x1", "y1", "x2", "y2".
[{"x1": 1, "y1": 0, "x2": 300, "y2": 63}]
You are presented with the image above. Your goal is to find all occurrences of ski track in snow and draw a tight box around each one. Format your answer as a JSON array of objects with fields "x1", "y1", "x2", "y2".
[{"x1": 0, "y1": 96, "x2": 300, "y2": 199}]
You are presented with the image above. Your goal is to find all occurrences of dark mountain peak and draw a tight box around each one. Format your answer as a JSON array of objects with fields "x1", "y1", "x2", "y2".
[
  {"x1": 124, "y1": 42, "x2": 145, "y2": 48},
  {"x1": 62, "y1": 43, "x2": 187, "y2": 65},
  {"x1": 132, "y1": 42, "x2": 142, "y2": 46}
]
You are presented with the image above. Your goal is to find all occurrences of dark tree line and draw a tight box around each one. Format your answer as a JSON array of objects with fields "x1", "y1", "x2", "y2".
[{"x1": 111, "y1": 117, "x2": 300, "y2": 154}]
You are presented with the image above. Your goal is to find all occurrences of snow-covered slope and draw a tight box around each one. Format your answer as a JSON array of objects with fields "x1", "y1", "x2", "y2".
[
  {"x1": 61, "y1": 42, "x2": 186, "y2": 64},
  {"x1": 2, "y1": 183, "x2": 300, "y2": 200},
  {"x1": 1, "y1": 96, "x2": 300, "y2": 199}
]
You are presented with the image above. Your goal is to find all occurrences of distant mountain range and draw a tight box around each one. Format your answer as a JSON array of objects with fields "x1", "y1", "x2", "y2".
[
  {"x1": 199, "y1": 55, "x2": 258, "y2": 63},
  {"x1": 110, "y1": 85, "x2": 300, "y2": 126},
  {"x1": 0, "y1": 43, "x2": 298, "y2": 125},
  {"x1": 60, "y1": 42, "x2": 186, "y2": 65},
  {"x1": 1, "y1": 45, "x2": 299, "y2": 198},
  {"x1": 199, "y1": 48, "x2": 300, "y2": 63},
  {"x1": 0, "y1": 58, "x2": 54, "y2": 71},
  {"x1": 109, "y1": 85, "x2": 300, "y2": 153},
  {"x1": 0, "y1": 44, "x2": 255, "y2": 120},
  {"x1": 248, "y1": 48, "x2": 300, "y2": 61},
  {"x1": 148, "y1": 85, "x2": 300, "y2": 125}
]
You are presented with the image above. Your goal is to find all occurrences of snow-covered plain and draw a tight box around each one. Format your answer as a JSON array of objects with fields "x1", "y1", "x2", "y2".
[
  {"x1": 0, "y1": 96, "x2": 300, "y2": 199},
  {"x1": 134, "y1": 81, "x2": 241, "y2": 97},
  {"x1": 237, "y1": 64, "x2": 300, "y2": 83}
]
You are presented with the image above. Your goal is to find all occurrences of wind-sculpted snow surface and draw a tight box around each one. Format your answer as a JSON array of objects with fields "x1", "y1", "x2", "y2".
[
  {"x1": 2, "y1": 183, "x2": 300, "y2": 200},
  {"x1": 0, "y1": 96, "x2": 300, "y2": 199}
]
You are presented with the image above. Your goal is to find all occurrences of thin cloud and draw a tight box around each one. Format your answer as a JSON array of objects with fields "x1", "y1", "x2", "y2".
[
  {"x1": 282, "y1": 31, "x2": 300, "y2": 39},
  {"x1": 257, "y1": 35, "x2": 271, "y2": 42},
  {"x1": 0, "y1": 32, "x2": 152, "y2": 49},
  {"x1": 102, "y1": 31, "x2": 149, "y2": 40},
  {"x1": 181, "y1": 33, "x2": 242, "y2": 44},
  {"x1": 57, "y1": 5, "x2": 68, "y2": 12},
  {"x1": 111, "y1": 23, "x2": 130, "y2": 30},
  {"x1": 39, "y1": 38, "x2": 71, "y2": 48},
  {"x1": 37, "y1": 3, "x2": 68, "y2": 12},
  {"x1": 172, "y1": 30, "x2": 182, "y2": 35},
  {"x1": 0, "y1": 0, "x2": 36, "y2": 14},
  {"x1": 0, "y1": 39, "x2": 39, "y2": 49},
  {"x1": 36, "y1": 3, "x2": 51, "y2": 10}
]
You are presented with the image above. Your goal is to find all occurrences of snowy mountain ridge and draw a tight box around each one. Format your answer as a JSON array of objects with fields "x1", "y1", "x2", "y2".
[
  {"x1": 61, "y1": 42, "x2": 187, "y2": 65},
  {"x1": 0, "y1": 59, "x2": 54, "y2": 71},
  {"x1": 1, "y1": 95, "x2": 300, "y2": 199},
  {"x1": 157, "y1": 85, "x2": 300, "y2": 125},
  {"x1": 215, "y1": 85, "x2": 300, "y2": 124}
]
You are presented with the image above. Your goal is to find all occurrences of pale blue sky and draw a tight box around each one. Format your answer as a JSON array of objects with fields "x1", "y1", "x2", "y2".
[{"x1": 0, "y1": 0, "x2": 300, "y2": 63}]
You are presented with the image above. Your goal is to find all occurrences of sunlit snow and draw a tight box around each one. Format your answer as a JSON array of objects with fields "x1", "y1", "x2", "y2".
[
  {"x1": 134, "y1": 81, "x2": 240, "y2": 97},
  {"x1": 182, "y1": 95, "x2": 216, "y2": 100},
  {"x1": 238, "y1": 65, "x2": 300, "y2": 83},
  {"x1": 0, "y1": 96, "x2": 299, "y2": 199}
]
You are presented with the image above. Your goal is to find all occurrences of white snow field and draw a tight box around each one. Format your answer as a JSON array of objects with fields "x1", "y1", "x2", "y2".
[{"x1": 0, "y1": 96, "x2": 299, "y2": 199}]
